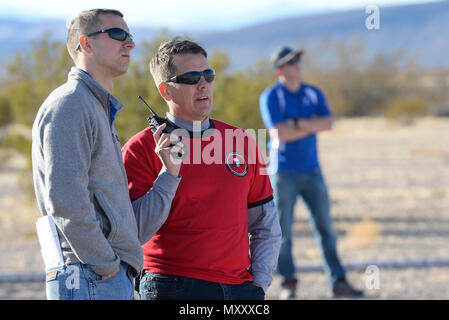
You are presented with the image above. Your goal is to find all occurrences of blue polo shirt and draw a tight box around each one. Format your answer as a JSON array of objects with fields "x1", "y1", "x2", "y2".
[{"x1": 259, "y1": 81, "x2": 331, "y2": 173}]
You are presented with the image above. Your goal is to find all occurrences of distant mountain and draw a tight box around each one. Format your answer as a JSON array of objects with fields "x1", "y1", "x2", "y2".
[
  {"x1": 0, "y1": 1, "x2": 448, "y2": 76},
  {"x1": 195, "y1": 0, "x2": 449, "y2": 70}
]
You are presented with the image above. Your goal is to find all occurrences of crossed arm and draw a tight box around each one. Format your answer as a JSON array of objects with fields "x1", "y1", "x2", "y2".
[{"x1": 270, "y1": 116, "x2": 333, "y2": 142}]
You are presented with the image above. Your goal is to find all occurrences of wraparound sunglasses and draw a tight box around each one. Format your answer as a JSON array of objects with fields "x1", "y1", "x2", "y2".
[
  {"x1": 165, "y1": 69, "x2": 215, "y2": 85},
  {"x1": 76, "y1": 28, "x2": 133, "y2": 51}
]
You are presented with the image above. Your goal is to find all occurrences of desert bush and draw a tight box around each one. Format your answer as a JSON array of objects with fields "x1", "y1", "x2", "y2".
[
  {"x1": 0, "y1": 95, "x2": 13, "y2": 126},
  {"x1": 386, "y1": 98, "x2": 427, "y2": 124},
  {"x1": 0, "y1": 133, "x2": 32, "y2": 158}
]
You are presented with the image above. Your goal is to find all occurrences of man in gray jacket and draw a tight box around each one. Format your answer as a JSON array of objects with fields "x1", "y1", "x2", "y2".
[{"x1": 31, "y1": 9, "x2": 182, "y2": 300}]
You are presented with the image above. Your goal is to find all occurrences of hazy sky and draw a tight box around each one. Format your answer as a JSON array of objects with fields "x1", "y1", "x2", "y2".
[{"x1": 0, "y1": 0, "x2": 441, "y2": 30}]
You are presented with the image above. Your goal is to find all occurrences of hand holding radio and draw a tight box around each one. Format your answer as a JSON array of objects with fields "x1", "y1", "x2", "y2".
[
  {"x1": 153, "y1": 123, "x2": 184, "y2": 177},
  {"x1": 138, "y1": 96, "x2": 186, "y2": 176}
]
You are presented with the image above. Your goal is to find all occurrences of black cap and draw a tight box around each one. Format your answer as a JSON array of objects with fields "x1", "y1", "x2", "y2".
[{"x1": 271, "y1": 46, "x2": 304, "y2": 68}]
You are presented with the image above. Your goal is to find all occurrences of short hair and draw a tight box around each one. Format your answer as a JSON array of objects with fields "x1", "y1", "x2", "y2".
[
  {"x1": 149, "y1": 37, "x2": 208, "y2": 85},
  {"x1": 66, "y1": 9, "x2": 124, "y2": 62}
]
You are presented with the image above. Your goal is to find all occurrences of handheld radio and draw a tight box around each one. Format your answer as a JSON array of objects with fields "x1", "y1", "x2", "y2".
[
  {"x1": 138, "y1": 96, "x2": 184, "y2": 158},
  {"x1": 138, "y1": 95, "x2": 177, "y2": 134}
]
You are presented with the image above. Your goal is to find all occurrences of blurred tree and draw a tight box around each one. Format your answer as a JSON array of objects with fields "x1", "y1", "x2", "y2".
[
  {"x1": 6, "y1": 34, "x2": 73, "y2": 126},
  {"x1": 386, "y1": 98, "x2": 427, "y2": 124},
  {"x1": 305, "y1": 36, "x2": 405, "y2": 117},
  {"x1": 210, "y1": 54, "x2": 276, "y2": 130},
  {"x1": 208, "y1": 50, "x2": 231, "y2": 122},
  {"x1": 0, "y1": 94, "x2": 13, "y2": 126}
]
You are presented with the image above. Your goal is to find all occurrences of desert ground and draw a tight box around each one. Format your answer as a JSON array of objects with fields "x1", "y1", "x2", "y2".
[{"x1": 1, "y1": 117, "x2": 448, "y2": 299}]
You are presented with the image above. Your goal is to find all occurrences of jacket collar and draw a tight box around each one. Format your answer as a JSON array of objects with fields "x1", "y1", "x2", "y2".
[{"x1": 68, "y1": 67, "x2": 123, "y2": 114}]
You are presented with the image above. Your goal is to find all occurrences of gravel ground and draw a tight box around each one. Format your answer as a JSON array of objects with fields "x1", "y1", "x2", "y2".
[
  {"x1": 1, "y1": 118, "x2": 449, "y2": 300},
  {"x1": 2, "y1": 266, "x2": 449, "y2": 300}
]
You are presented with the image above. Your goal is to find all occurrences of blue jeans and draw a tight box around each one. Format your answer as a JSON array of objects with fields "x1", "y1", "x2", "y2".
[
  {"x1": 139, "y1": 272, "x2": 265, "y2": 300},
  {"x1": 270, "y1": 170, "x2": 345, "y2": 288},
  {"x1": 45, "y1": 262, "x2": 136, "y2": 300}
]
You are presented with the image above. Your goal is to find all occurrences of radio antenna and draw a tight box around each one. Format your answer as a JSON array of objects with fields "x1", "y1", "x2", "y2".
[{"x1": 138, "y1": 95, "x2": 157, "y2": 117}]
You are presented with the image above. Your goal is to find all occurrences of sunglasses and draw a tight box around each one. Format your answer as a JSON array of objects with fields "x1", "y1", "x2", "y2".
[
  {"x1": 285, "y1": 55, "x2": 301, "y2": 66},
  {"x1": 166, "y1": 69, "x2": 215, "y2": 85},
  {"x1": 87, "y1": 27, "x2": 133, "y2": 41},
  {"x1": 76, "y1": 28, "x2": 133, "y2": 51}
]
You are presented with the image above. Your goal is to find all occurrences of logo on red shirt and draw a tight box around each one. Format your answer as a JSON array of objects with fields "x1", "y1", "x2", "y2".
[{"x1": 225, "y1": 152, "x2": 248, "y2": 177}]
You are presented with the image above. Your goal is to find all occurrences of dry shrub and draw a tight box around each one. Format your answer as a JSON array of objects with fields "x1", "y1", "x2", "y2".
[{"x1": 386, "y1": 98, "x2": 427, "y2": 124}]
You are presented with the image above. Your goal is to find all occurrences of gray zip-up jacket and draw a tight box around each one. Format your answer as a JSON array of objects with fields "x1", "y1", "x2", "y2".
[{"x1": 31, "y1": 67, "x2": 180, "y2": 276}]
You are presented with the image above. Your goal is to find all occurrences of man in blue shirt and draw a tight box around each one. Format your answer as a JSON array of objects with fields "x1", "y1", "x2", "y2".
[{"x1": 259, "y1": 46, "x2": 363, "y2": 299}]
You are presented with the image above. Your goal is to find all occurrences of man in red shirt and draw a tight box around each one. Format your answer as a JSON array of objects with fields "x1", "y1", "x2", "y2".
[{"x1": 122, "y1": 38, "x2": 281, "y2": 300}]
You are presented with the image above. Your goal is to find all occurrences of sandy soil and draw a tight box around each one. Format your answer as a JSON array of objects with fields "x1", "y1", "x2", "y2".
[{"x1": 1, "y1": 117, "x2": 448, "y2": 300}]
